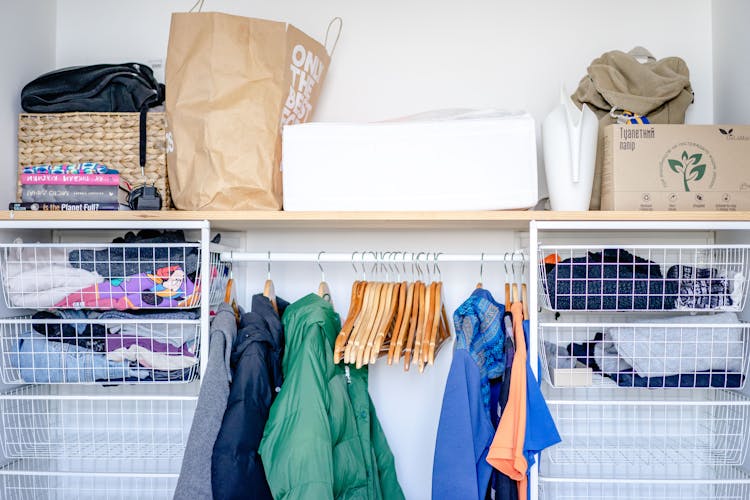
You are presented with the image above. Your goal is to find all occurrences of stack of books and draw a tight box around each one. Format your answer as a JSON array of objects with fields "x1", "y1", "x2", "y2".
[{"x1": 12, "y1": 163, "x2": 121, "y2": 211}]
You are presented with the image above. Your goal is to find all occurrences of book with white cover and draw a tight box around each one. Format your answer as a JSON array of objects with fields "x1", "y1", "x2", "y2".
[{"x1": 281, "y1": 109, "x2": 539, "y2": 211}]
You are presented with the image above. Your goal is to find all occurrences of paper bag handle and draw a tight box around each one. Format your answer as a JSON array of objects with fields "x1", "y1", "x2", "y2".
[
  {"x1": 189, "y1": 0, "x2": 206, "y2": 12},
  {"x1": 325, "y1": 17, "x2": 343, "y2": 57}
]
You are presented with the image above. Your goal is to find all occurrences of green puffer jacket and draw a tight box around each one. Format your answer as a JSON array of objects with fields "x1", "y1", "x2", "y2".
[{"x1": 259, "y1": 294, "x2": 405, "y2": 500}]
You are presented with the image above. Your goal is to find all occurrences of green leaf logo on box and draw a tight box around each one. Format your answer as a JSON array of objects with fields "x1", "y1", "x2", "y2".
[
  {"x1": 668, "y1": 150, "x2": 707, "y2": 192},
  {"x1": 659, "y1": 142, "x2": 716, "y2": 193}
]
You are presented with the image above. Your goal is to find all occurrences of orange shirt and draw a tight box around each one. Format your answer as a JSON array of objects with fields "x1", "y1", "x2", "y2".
[{"x1": 486, "y1": 301, "x2": 528, "y2": 500}]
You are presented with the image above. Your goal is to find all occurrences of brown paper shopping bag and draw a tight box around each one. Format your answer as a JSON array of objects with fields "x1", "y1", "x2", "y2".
[{"x1": 165, "y1": 12, "x2": 331, "y2": 210}]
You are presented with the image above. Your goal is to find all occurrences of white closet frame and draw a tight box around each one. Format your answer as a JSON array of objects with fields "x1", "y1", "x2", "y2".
[
  {"x1": 0, "y1": 219, "x2": 212, "y2": 499},
  {"x1": 530, "y1": 219, "x2": 750, "y2": 500}
]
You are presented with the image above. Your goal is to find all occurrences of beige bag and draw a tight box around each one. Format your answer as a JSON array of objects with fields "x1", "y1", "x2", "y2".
[
  {"x1": 572, "y1": 47, "x2": 693, "y2": 210},
  {"x1": 165, "y1": 12, "x2": 333, "y2": 210}
]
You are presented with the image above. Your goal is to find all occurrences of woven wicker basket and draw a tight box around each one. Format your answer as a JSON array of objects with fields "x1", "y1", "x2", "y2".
[{"x1": 17, "y1": 112, "x2": 170, "y2": 209}]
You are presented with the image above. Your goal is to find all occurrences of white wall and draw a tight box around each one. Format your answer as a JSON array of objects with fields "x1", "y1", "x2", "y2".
[
  {"x1": 55, "y1": 0, "x2": 715, "y2": 124},
  {"x1": 712, "y1": 0, "x2": 750, "y2": 123},
  {"x1": 55, "y1": 0, "x2": 715, "y2": 199},
  {"x1": 1, "y1": 0, "x2": 56, "y2": 206}
]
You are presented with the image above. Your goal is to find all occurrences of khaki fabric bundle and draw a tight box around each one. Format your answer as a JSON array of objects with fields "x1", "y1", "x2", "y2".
[{"x1": 572, "y1": 47, "x2": 693, "y2": 209}]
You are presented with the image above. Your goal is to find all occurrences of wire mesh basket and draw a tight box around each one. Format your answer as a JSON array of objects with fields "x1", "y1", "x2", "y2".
[
  {"x1": 544, "y1": 389, "x2": 750, "y2": 467},
  {"x1": 0, "y1": 458, "x2": 179, "y2": 500},
  {"x1": 208, "y1": 250, "x2": 231, "y2": 307},
  {"x1": 540, "y1": 321, "x2": 750, "y2": 389},
  {"x1": 538, "y1": 245, "x2": 750, "y2": 312},
  {"x1": 0, "y1": 242, "x2": 203, "y2": 310},
  {"x1": 0, "y1": 385, "x2": 196, "y2": 460},
  {"x1": 0, "y1": 318, "x2": 201, "y2": 384},
  {"x1": 539, "y1": 468, "x2": 750, "y2": 500}
]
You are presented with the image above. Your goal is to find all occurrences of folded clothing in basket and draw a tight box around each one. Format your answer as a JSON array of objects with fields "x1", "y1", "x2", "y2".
[
  {"x1": 31, "y1": 310, "x2": 107, "y2": 352},
  {"x1": 10, "y1": 331, "x2": 145, "y2": 383},
  {"x1": 563, "y1": 313, "x2": 745, "y2": 388},
  {"x1": 608, "y1": 312, "x2": 743, "y2": 377},
  {"x1": 545, "y1": 249, "x2": 669, "y2": 310},
  {"x1": 665, "y1": 265, "x2": 742, "y2": 310},
  {"x1": 567, "y1": 335, "x2": 743, "y2": 388},
  {"x1": 4, "y1": 242, "x2": 104, "y2": 308},
  {"x1": 106, "y1": 335, "x2": 196, "y2": 371},
  {"x1": 67, "y1": 229, "x2": 199, "y2": 280},
  {"x1": 544, "y1": 249, "x2": 739, "y2": 311},
  {"x1": 96, "y1": 309, "x2": 199, "y2": 347},
  {"x1": 21, "y1": 309, "x2": 200, "y2": 382},
  {"x1": 55, "y1": 266, "x2": 199, "y2": 310}
]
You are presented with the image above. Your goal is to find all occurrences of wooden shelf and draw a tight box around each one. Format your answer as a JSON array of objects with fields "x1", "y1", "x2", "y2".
[{"x1": 1, "y1": 210, "x2": 749, "y2": 231}]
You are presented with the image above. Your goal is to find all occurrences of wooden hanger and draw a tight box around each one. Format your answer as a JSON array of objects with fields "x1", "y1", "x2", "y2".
[
  {"x1": 345, "y1": 280, "x2": 378, "y2": 363},
  {"x1": 224, "y1": 276, "x2": 240, "y2": 323},
  {"x1": 263, "y1": 252, "x2": 278, "y2": 314},
  {"x1": 369, "y1": 281, "x2": 401, "y2": 365},
  {"x1": 390, "y1": 281, "x2": 415, "y2": 364},
  {"x1": 403, "y1": 280, "x2": 423, "y2": 371},
  {"x1": 352, "y1": 280, "x2": 387, "y2": 365},
  {"x1": 360, "y1": 281, "x2": 393, "y2": 368},
  {"x1": 412, "y1": 280, "x2": 431, "y2": 372},
  {"x1": 334, "y1": 280, "x2": 365, "y2": 363},
  {"x1": 379, "y1": 280, "x2": 406, "y2": 359},
  {"x1": 426, "y1": 281, "x2": 443, "y2": 366},
  {"x1": 420, "y1": 282, "x2": 438, "y2": 372},
  {"x1": 431, "y1": 303, "x2": 451, "y2": 363}
]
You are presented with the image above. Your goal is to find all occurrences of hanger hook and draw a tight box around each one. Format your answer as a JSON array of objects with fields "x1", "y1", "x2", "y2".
[
  {"x1": 434, "y1": 252, "x2": 442, "y2": 281},
  {"x1": 381, "y1": 251, "x2": 390, "y2": 281},
  {"x1": 503, "y1": 252, "x2": 515, "y2": 281},
  {"x1": 317, "y1": 251, "x2": 326, "y2": 282},
  {"x1": 351, "y1": 251, "x2": 359, "y2": 276},
  {"x1": 361, "y1": 250, "x2": 368, "y2": 281},
  {"x1": 425, "y1": 252, "x2": 433, "y2": 282},
  {"x1": 479, "y1": 252, "x2": 485, "y2": 284},
  {"x1": 267, "y1": 251, "x2": 272, "y2": 280},
  {"x1": 517, "y1": 250, "x2": 526, "y2": 280},
  {"x1": 414, "y1": 252, "x2": 425, "y2": 279},
  {"x1": 368, "y1": 251, "x2": 379, "y2": 278}
]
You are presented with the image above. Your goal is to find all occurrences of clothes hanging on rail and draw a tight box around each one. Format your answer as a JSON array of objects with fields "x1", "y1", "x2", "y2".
[
  {"x1": 212, "y1": 293, "x2": 289, "y2": 500},
  {"x1": 175, "y1": 304, "x2": 237, "y2": 500},
  {"x1": 432, "y1": 288, "x2": 506, "y2": 500},
  {"x1": 487, "y1": 302, "x2": 528, "y2": 499},
  {"x1": 259, "y1": 293, "x2": 404, "y2": 500}
]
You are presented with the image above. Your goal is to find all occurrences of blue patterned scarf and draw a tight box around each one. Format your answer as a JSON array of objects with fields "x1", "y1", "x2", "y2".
[{"x1": 453, "y1": 288, "x2": 506, "y2": 411}]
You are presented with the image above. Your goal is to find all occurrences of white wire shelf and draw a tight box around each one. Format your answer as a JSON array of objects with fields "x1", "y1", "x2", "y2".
[
  {"x1": 0, "y1": 384, "x2": 196, "y2": 460},
  {"x1": 0, "y1": 318, "x2": 201, "y2": 384},
  {"x1": 538, "y1": 245, "x2": 750, "y2": 312},
  {"x1": 0, "y1": 242, "x2": 203, "y2": 310},
  {"x1": 0, "y1": 458, "x2": 179, "y2": 500},
  {"x1": 543, "y1": 389, "x2": 750, "y2": 468},
  {"x1": 539, "y1": 466, "x2": 750, "y2": 500},
  {"x1": 540, "y1": 321, "x2": 750, "y2": 389}
]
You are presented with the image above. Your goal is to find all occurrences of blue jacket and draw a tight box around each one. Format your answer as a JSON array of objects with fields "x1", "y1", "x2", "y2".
[
  {"x1": 211, "y1": 294, "x2": 289, "y2": 500},
  {"x1": 433, "y1": 289, "x2": 506, "y2": 499},
  {"x1": 433, "y1": 349, "x2": 495, "y2": 499}
]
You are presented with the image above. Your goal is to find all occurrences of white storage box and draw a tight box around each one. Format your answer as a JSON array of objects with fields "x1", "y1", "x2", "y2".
[{"x1": 282, "y1": 110, "x2": 539, "y2": 211}]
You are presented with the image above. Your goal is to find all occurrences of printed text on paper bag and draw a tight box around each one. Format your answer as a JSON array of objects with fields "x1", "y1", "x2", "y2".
[{"x1": 282, "y1": 44, "x2": 325, "y2": 125}]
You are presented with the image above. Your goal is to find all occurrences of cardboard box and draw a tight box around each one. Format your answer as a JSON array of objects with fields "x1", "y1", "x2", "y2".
[{"x1": 602, "y1": 124, "x2": 750, "y2": 211}]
